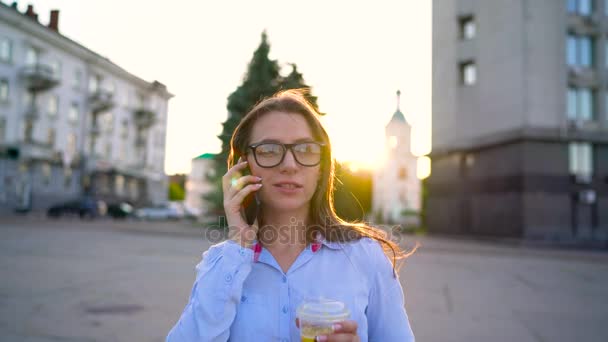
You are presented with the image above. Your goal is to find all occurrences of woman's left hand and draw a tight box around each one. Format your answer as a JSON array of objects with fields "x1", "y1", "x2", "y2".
[{"x1": 296, "y1": 319, "x2": 360, "y2": 342}]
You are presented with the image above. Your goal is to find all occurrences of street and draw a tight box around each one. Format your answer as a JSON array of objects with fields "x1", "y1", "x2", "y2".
[{"x1": 1, "y1": 218, "x2": 607, "y2": 342}]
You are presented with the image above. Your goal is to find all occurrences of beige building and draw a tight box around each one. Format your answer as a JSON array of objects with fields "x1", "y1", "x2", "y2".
[
  {"x1": 185, "y1": 153, "x2": 216, "y2": 219},
  {"x1": 372, "y1": 91, "x2": 420, "y2": 225}
]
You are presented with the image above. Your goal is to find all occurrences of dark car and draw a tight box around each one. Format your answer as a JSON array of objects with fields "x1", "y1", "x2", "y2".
[
  {"x1": 106, "y1": 202, "x2": 134, "y2": 219},
  {"x1": 47, "y1": 197, "x2": 106, "y2": 219}
]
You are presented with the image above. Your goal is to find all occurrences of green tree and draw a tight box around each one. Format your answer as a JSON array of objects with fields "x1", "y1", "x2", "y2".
[
  {"x1": 203, "y1": 32, "x2": 320, "y2": 221},
  {"x1": 333, "y1": 162, "x2": 373, "y2": 222},
  {"x1": 168, "y1": 182, "x2": 185, "y2": 201}
]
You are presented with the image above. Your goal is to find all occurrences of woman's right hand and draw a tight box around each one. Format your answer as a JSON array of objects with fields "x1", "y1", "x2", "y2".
[{"x1": 222, "y1": 157, "x2": 263, "y2": 248}]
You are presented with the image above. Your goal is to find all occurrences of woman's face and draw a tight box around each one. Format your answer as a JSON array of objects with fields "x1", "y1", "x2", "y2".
[{"x1": 246, "y1": 111, "x2": 321, "y2": 214}]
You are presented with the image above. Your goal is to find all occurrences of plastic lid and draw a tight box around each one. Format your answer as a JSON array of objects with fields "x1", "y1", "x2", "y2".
[{"x1": 296, "y1": 297, "x2": 350, "y2": 323}]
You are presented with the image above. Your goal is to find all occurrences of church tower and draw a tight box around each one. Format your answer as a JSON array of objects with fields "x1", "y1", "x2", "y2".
[{"x1": 372, "y1": 91, "x2": 421, "y2": 225}]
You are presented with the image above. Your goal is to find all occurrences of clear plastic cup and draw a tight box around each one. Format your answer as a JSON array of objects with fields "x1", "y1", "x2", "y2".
[{"x1": 296, "y1": 297, "x2": 350, "y2": 342}]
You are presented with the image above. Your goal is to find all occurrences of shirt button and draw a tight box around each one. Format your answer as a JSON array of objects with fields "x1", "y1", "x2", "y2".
[
  {"x1": 239, "y1": 249, "x2": 245, "y2": 256},
  {"x1": 241, "y1": 296, "x2": 247, "y2": 303},
  {"x1": 224, "y1": 274, "x2": 233, "y2": 283},
  {"x1": 282, "y1": 275, "x2": 287, "y2": 283},
  {"x1": 282, "y1": 305, "x2": 288, "y2": 313}
]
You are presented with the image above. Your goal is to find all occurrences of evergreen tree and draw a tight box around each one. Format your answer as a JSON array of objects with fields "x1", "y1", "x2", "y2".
[
  {"x1": 203, "y1": 32, "x2": 320, "y2": 221},
  {"x1": 333, "y1": 162, "x2": 373, "y2": 222},
  {"x1": 279, "y1": 64, "x2": 322, "y2": 114}
]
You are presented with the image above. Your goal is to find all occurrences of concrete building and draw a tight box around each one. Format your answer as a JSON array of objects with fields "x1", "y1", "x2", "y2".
[
  {"x1": 430, "y1": 0, "x2": 608, "y2": 240},
  {"x1": 372, "y1": 91, "x2": 420, "y2": 225},
  {"x1": 0, "y1": 4, "x2": 173, "y2": 213},
  {"x1": 185, "y1": 153, "x2": 216, "y2": 219}
]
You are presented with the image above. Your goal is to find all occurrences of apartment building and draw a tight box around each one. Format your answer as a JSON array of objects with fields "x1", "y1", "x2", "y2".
[
  {"x1": 430, "y1": 0, "x2": 608, "y2": 240},
  {"x1": 0, "y1": 4, "x2": 173, "y2": 213}
]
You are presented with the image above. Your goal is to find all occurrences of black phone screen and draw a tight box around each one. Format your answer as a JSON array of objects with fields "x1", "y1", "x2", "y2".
[{"x1": 240, "y1": 160, "x2": 261, "y2": 226}]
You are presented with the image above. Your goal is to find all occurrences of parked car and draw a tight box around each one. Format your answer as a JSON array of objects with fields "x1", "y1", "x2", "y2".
[
  {"x1": 134, "y1": 203, "x2": 181, "y2": 220},
  {"x1": 106, "y1": 202, "x2": 134, "y2": 219},
  {"x1": 168, "y1": 201, "x2": 201, "y2": 221},
  {"x1": 47, "y1": 197, "x2": 106, "y2": 219}
]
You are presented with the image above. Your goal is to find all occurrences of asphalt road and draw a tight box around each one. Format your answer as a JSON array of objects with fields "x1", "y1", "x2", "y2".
[{"x1": 1, "y1": 218, "x2": 607, "y2": 342}]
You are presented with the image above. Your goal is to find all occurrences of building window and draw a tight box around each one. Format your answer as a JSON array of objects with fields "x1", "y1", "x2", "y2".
[
  {"x1": 73, "y1": 69, "x2": 81, "y2": 90},
  {"x1": 398, "y1": 167, "x2": 407, "y2": 180},
  {"x1": 64, "y1": 167, "x2": 72, "y2": 188},
  {"x1": 137, "y1": 93, "x2": 145, "y2": 108},
  {"x1": 129, "y1": 179, "x2": 138, "y2": 199},
  {"x1": 459, "y1": 16, "x2": 475, "y2": 40},
  {"x1": 98, "y1": 174, "x2": 109, "y2": 194},
  {"x1": 103, "y1": 112, "x2": 114, "y2": 132},
  {"x1": 23, "y1": 92, "x2": 33, "y2": 107},
  {"x1": 47, "y1": 128, "x2": 56, "y2": 147},
  {"x1": 89, "y1": 75, "x2": 99, "y2": 93},
  {"x1": 0, "y1": 116, "x2": 5, "y2": 143},
  {"x1": 105, "y1": 81, "x2": 115, "y2": 96},
  {"x1": 48, "y1": 95, "x2": 58, "y2": 117},
  {"x1": 460, "y1": 61, "x2": 477, "y2": 85},
  {"x1": 105, "y1": 143, "x2": 112, "y2": 159},
  {"x1": 388, "y1": 136, "x2": 398, "y2": 148},
  {"x1": 0, "y1": 38, "x2": 12, "y2": 63},
  {"x1": 42, "y1": 163, "x2": 51, "y2": 186},
  {"x1": 567, "y1": 34, "x2": 593, "y2": 67},
  {"x1": 50, "y1": 60, "x2": 61, "y2": 79},
  {"x1": 0, "y1": 79, "x2": 8, "y2": 102},
  {"x1": 25, "y1": 47, "x2": 38, "y2": 66},
  {"x1": 121, "y1": 119, "x2": 129, "y2": 139},
  {"x1": 68, "y1": 102, "x2": 79, "y2": 123},
  {"x1": 567, "y1": 87, "x2": 595, "y2": 121},
  {"x1": 567, "y1": 0, "x2": 593, "y2": 15},
  {"x1": 67, "y1": 133, "x2": 77, "y2": 155},
  {"x1": 23, "y1": 119, "x2": 33, "y2": 142},
  {"x1": 119, "y1": 145, "x2": 127, "y2": 162},
  {"x1": 569, "y1": 142, "x2": 593, "y2": 177},
  {"x1": 115, "y1": 175, "x2": 125, "y2": 196}
]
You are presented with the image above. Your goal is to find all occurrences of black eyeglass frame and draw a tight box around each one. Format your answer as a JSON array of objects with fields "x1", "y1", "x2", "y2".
[{"x1": 247, "y1": 142, "x2": 326, "y2": 168}]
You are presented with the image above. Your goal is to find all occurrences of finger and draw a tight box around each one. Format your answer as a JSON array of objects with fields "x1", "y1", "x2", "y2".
[
  {"x1": 230, "y1": 183, "x2": 263, "y2": 207},
  {"x1": 222, "y1": 160, "x2": 249, "y2": 191},
  {"x1": 332, "y1": 321, "x2": 358, "y2": 334},
  {"x1": 227, "y1": 175, "x2": 262, "y2": 194},
  {"x1": 224, "y1": 159, "x2": 249, "y2": 179}
]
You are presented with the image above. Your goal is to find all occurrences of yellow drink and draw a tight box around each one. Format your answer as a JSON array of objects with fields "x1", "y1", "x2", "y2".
[{"x1": 297, "y1": 298, "x2": 350, "y2": 342}]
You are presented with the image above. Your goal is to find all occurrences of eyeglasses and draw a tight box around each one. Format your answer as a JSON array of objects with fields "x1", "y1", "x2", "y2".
[{"x1": 247, "y1": 142, "x2": 325, "y2": 168}]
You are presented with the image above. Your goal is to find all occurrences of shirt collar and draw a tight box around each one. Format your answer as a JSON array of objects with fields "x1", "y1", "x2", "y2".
[{"x1": 250, "y1": 232, "x2": 342, "y2": 262}]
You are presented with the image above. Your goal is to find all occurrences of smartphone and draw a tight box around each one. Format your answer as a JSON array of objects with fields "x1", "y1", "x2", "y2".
[{"x1": 240, "y1": 161, "x2": 261, "y2": 226}]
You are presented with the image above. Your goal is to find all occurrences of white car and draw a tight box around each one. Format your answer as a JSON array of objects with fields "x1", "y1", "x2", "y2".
[{"x1": 135, "y1": 203, "x2": 181, "y2": 220}]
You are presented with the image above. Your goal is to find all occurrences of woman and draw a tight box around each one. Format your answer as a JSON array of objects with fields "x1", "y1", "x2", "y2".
[{"x1": 167, "y1": 90, "x2": 416, "y2": 341}]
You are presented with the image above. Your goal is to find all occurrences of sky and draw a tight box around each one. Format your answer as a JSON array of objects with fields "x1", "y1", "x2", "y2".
[{"x1": 16, "y1": 0, "x2": 431, "y2": 175}]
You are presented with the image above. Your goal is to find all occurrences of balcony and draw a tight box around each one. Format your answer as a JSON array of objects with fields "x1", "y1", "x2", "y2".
[
  {"x1": 20, "y1": 64, "x2": 60, "y2": 92},
  {"x1": 135, "y1": 136, "x2": 147, "y2": 147},
  {"x1": 16, "y1": 141, "x2": 59, "y2": 162},
  {"x1": 89, "y1": 89, "x2": 115, "y2": 113},
  {"x1": 567, "y1": 66, "x2": 598, "y2": 87},
  {"x1": 133, "y1": 108, "x2": 156, "y2": 128},
  {"x1": 23, "y1": 105, "x2": 39, "y2": 120},
  {"x1": 84, "y1": 155, "x2": 113, "y2": 173}
]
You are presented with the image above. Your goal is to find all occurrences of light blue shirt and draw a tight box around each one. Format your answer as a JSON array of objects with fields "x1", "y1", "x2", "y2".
[{"x1": 166, "y1": 236, "x2": 415, "y2": 341}]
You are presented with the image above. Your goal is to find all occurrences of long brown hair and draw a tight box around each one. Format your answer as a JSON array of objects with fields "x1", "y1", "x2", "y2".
[{"x1": 228, "y1": 89, "x2": 417, "y2": 273}]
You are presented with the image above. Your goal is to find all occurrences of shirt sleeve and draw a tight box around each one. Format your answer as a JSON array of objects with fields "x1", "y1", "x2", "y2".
[
  {"x1": 366, "y1": 240, "x2": 415, "y2": 342},
  {"x1": 166, "y1": 240, "x2": 254, "y2": 342}
]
